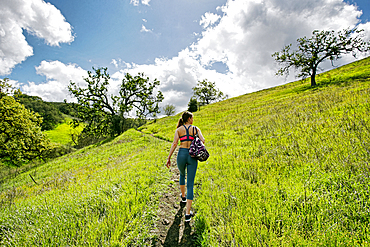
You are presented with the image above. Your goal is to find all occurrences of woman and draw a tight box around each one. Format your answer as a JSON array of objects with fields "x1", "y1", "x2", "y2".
[{"x1": 166, "y1": 111, "x2": 205, "y2": 222}]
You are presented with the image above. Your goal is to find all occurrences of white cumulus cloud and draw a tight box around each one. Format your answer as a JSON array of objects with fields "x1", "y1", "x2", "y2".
[
  {"x1": 22, "y1": 0, "x2": 369, "y2": 113},
  {"x1": 117, "y1": 0, "x2": 368, "y2": 112},
  {"x1": 199, "y1": 12, "x2": 221, "y2": 28},
  {"x1": 0, "y1": 0, "x2": 74, "y2": 75},
  {"x1": 111, "y1": 49, "x2": 233, "y2": 113},
  {"x1": 22, "y1": 61, "x2": 87, "y2": 102},
  {"x1": 358, "y1": 22, "x2": 370, "y2": 42},
  {"x1": 192, "y1": 0, "x2": 363, "y2": 89}
]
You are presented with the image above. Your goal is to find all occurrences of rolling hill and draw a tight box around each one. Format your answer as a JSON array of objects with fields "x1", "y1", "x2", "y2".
[{"x1": 1, "y1": 56, "x2": 370, "y2": 246}]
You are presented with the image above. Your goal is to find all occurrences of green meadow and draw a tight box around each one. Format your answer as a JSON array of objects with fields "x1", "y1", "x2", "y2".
[
  {"x1": 1, "y1": 57, "x2": 370, "y2": 246},
  {"x1": 44, "y1": 118, "x2": 84, "y2": 145}
]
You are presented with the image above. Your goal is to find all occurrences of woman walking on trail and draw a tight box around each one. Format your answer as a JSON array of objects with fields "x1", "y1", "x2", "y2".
[{"x1": 166, "y1": 111, "x2": 205, "y2": 222}]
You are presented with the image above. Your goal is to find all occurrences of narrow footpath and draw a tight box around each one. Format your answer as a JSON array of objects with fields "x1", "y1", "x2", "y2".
[{"x1": 140, "y1": 131, "x2": 197, "y2": 246}]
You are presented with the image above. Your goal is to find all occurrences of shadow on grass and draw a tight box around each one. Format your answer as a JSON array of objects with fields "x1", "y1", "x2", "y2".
[
  {"x1": 161, "y1": 202, "x2": 192, "y2": 247},
  {"x1": 319, "y1": 73, "x2": 370, "y2": 87},
  {"x1": 154, "y1": 202, "x2": 204, "y2": 247},
  {"x1": 291, "y1": 72, "x2": 370, "y2": 94}
]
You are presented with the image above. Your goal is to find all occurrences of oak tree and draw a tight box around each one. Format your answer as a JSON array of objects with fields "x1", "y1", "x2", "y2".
[
  {"x1": 0, "y1": 79, "x2": 50, "y2": 166},
  {"x1": 192, "y1": 79, "x2": 226, "y2": 106},
  {"x1": 272, "y1": 28, "x2": 370, "y2": 86},
  {"x1": 163, "y1": 104, "x2": 176, "y2": 116},
  {"x1": 68, "y1": 67, "x2": 164, "y2": 139}
]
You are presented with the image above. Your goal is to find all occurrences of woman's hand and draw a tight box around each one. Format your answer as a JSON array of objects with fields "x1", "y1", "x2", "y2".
[{"x1": 166, "y1": 158, "x2": 171, "y2": 168}]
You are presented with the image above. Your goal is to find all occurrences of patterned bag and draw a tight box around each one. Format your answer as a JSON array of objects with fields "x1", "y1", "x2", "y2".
[{"x1": 189, "y1": 127, "x2": 210, "y2": 162}]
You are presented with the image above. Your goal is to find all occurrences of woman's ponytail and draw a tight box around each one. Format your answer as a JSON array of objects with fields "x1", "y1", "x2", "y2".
[
  {"x1": 176, "y1": 111, "x2": 193, "y2": 128},
  {"x1": 177, "y1": 117, "x2": 184, "y2": 128}
]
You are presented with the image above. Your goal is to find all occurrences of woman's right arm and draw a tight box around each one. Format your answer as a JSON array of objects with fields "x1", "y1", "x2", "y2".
[{"x1": 166, "y1": 129, "x2": 179, "y2": 168}]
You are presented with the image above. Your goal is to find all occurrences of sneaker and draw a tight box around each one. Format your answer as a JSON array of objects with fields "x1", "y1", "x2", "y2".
[
  {"x1": 185, "y1": 211, "x2": 193, "y2": 222},
  {"x1": 180, "y1": 194, "x2": 186, "y2": 203}
]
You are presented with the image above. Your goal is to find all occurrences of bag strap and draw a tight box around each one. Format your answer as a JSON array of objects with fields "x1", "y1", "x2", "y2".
[{"x1": 192, "y1": 126, "x2": 198, "y2": 138}]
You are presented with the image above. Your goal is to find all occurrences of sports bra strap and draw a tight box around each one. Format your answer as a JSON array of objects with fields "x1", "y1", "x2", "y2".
[
  {"x1": 183, "y1": 124, "x2": 191, "y2": 134},
  {"x1": 179, "y1": 125, "x2": 196, "y2": 142}
]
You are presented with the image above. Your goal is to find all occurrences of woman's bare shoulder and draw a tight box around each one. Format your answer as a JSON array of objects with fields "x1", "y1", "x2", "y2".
[
  {"x1": 176, "y1": 125, "x2": 184, "y2": 131},
  {"x1": 176, "y1": 126, "x2": 184, "y2": 134}
]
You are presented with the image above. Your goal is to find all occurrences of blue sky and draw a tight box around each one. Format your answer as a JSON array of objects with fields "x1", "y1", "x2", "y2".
[
  {"x1": 11, "y1": 0, "x2": 218, "y2": 81},
  {"x1": 1, "y1": 0, "x2": 370, "y2": 113}
]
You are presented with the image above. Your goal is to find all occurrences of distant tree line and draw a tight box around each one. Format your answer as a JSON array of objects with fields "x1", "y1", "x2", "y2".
[{"x1": 13, "y1": 93, "x2": 64, "y2": 131}]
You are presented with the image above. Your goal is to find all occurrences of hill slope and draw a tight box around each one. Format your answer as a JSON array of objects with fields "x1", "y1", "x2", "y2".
[
  {"x1": 0, "y1": 130, "x2": 171, "y2": 246},
  {"x1": 1, "y1": 57, "x2": 370, "y2": 246},
  {"x1": 140, "y1": 57, "x2": 370, "y2": 245}
]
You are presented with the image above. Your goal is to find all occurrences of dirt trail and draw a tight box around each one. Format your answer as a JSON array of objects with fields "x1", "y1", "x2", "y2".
[
  {"x1": 151, "y1": 147, "x2": 197, "y2": 247},
  {"x1": 137, "y1": 130, "x2": 197, "y2": 246}
]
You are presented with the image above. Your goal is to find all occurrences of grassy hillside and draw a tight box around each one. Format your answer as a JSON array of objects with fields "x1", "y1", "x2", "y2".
[
  {"x1": 0, "y1": 57, "x2": 369, "y2": 246},
  {"x1": 0, "y1": 130, "x2": 171, "y2": 246},
  {"x1": 140, "y1": 57, "x2": 370, "y2": 245}
]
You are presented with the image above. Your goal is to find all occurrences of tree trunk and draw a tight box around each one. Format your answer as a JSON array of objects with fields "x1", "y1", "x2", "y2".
[{"x1": 310, "y1": 69, "x2": 317, "y2": 87}]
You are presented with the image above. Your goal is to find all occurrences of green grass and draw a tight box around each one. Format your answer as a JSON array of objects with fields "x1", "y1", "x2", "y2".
[
  {"x1": 140, "y1": 57, "x2": 370, "y2": 246},
  {"x1": 0, "y1": 129, "x2": 171, "y2": 246},
  {"x1": 1, "y1": 57, "x2": 370, "y2": 246},
  {"x1": 44, "y1": 118, "x2": 83, "y2": 145}
]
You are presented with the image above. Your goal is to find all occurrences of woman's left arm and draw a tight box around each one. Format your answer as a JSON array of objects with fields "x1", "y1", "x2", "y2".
[{"x1": 197, "y1": 127, "x2": 205, "y2": 143}]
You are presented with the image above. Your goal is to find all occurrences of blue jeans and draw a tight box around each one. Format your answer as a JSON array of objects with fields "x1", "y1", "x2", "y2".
[{"x1": 177, "y1": 148, "x2": 198, "y2": 200}]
